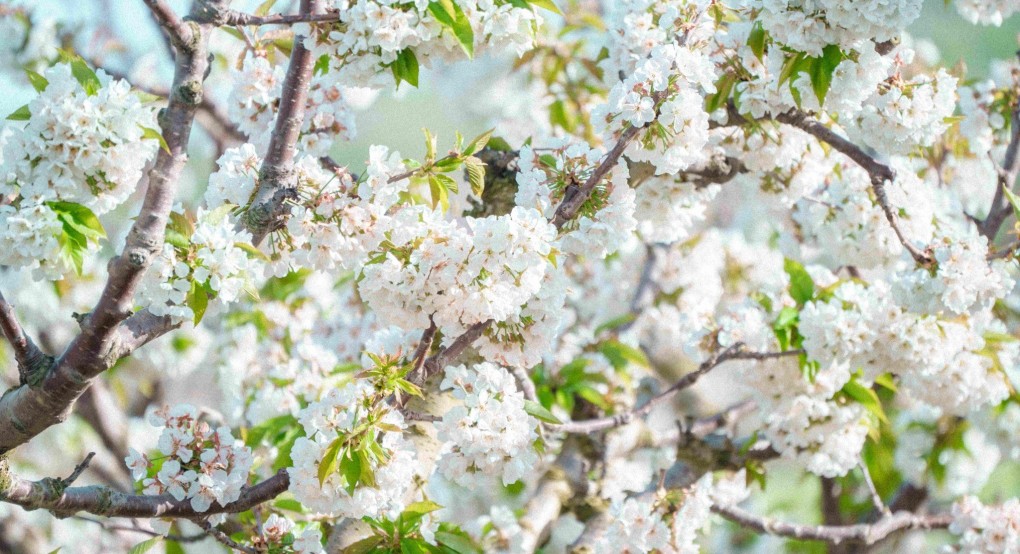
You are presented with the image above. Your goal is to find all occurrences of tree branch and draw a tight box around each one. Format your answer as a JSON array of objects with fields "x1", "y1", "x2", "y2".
[
  {"x1": 222, "y1": 10, "x2": 338, "y2": 26},
  {"x1": 711, "y1": 504, "x2": 951, "y2": 546},
  {"x1": 0, "y1": 0, "x2": 224, "y2": 455},
  {"x1": 0, "y1": 462, "x2": 291, "y2": 519},
  {"x1": 551, "y1": 347, "x2": 802, "y2": 434},
  {"x1": 980, "y1": 100, "x2": 1020, "y2": 240},
  {"x1": 141, "y1": 0, "x2": 194, "y2": 47},
  {"x1": 0, "y1": 291, "x2": 51, "y2": 386},
  {"x1": 243, "y1": 0, "x2": 324, "y2": 244},
  {"x1": 772, "y1": 111, "x2": 932, "y2": 265},
  {"x1": 194, "y1": 518, "x2": 257, "y2": 554}
]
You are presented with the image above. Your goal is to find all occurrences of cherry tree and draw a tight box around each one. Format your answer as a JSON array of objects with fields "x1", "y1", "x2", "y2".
[{"x1": 0, "y1": 0, "x2": 1018, "y2": 552}]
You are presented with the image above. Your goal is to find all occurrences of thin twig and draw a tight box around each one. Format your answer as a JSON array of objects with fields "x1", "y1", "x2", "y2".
[
  {"x1": 410, "y1": 318, "x2": 438, "y2": 376},
  {"x1": 62, "y1": 452, "x2": 96, "y2": 486},
  {"x1": 510, "y1": 366, "x2": 538, "y2": 402},
  {"x1": 712, "y1": 503, "x2": 951, "y2": 546},
  {"x1": 416, "y1": 321, "x2": 493, "y2": 384},
  {"x1": 223, "y1": 10, "x2": 339, "y2": 26},
  {"x1": 73, "y1": 516, "x2": 208, "y2": 542},
  {"x1": 773, "y1": 110, "x2": 932, "y2": 265},
  {"x1": 551, "y1": 347, "x2": 803, "y2": 434},
  {"x1": 195, "y1": 518, "x2": 257, "y2": 554},
  {"x1": 859, "y1": 461, "x2": 891, "y2": 517},
  {"x1": 980, "y1": 101, "x2": 1020, "y2": 240}
]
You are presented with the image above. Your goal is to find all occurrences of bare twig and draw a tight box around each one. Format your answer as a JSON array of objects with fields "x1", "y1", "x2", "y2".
[
  {"x1": 195, "y1": 518, "x2": 257, "y2": 554},
  {"x1": 980, "y1": 101, "x2": 1020, "y2": 240},
  {"x1": 860, "y1": 461, "x2": 891, "y2": 517},
  {"x1": 510, "y1": 366, "x2": 538, "y2": 402},
  {"x1": 712, "y1": 504, "x2": 951, "y2": 546},
  {"x1": 551, "y1": 347, "x2": 803, "y2": 434},
  {"x1": 223, "y1": 10, "x2": 338, "y2": 26},
  {"x1": 410, "y1": 319, "x2": 438, "y2": 377},
  {"x1": 73, "y1": 516, "x2": 208, "y2": 542},
  {"x1": 63, "y1": 453, "x2": 96, "y2": 486}
]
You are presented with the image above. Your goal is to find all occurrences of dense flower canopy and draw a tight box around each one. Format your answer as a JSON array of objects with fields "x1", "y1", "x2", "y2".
[{"x1": 0, "y1": 0, "x2": 1018, "y2": 552}]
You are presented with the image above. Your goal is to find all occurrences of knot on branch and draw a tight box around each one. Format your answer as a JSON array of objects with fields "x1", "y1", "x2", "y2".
[
  {"x1": 173, "y1": 78, "x2": 205, "y2": 106},
  {"x1": 191, "y1": 0, "x2": 231, "y2": 26}
]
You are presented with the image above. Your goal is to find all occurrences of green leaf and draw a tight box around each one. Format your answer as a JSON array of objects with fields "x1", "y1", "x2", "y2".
[
  {"x1": 256, "y1": 0, "x2": 279, "y2": 15},
  {"x1": 809, "y1": 44, "x2": 842, "y2": 105},
  {"x1": 435, "y1": 531, "x2": 481, "y2": 554},
  {"x1": 25, "y1": 69, "x2": 48, "y2": 92},
  {"x1": 428, "y1": 1, "x2": 474, "y2": 57},
  {"x1": 47, "y1": 201, "x2": 107, "y2": 241},
  {"x1": 403, "y1": 500, "x2": 443, "y2": 518},
  {"x1": 340, "y1": 448, "x2": 362, "y2": 494},
  {"x1": 187, "y1": 280, "x2": 209, "y2": 325},
  {"x1": 318, "y1": 438, "x2": 344, "y2": 486},
  {"x1": 127, "y1": 538, "x2": 160, "y2": 554},
  {"x1": 874, "y1": 373, "x2": 898, "y2": 393},
  {"x1": 599, "y1": 340, "x2": 650, "y2": 369},
  {"x1": 6, "y1": 104, "x2": 31, "y2": 121},
  {"x1": 527, "y1": 0, "x2": 563, "y2": 14},
  {"x1": 746, "y1": 21, "x2": 766, "y2": 61},
  {"x1": 428, "y1": 175, "x2": 451, "y2": 212},
  {"x1": 164, "y1": 540, "x2": 186, "y2": 554},
  {"x1": 234, "y1": 241, "x2": 270, "y2": 261},
  {"x1": 401, "y1": 538, "x2": 431, "y2": 554},
  {"x1": 273, "y1": 426, "x2": 303, "y2": 470},
  {"x1": 1002, "y1": 185, "x2": 1020, "y2": 223},
  {"x1": 464, "y1": 156, "x2": 486, "y2": 197},
  {"x1": 245, "y1": 414, "x2": 297, "y2": 447},
  {"x1": 593, "y1": 313, "x2": 636, "y2": 336},
  {"x1": 346, "y1": 536, "x2": 384, "y2": 554},
  {"x1": 524, "y1": 399, "x2": 561, "y2": 424},
  {"x1": 390, "y1": 48, "x2": 420, "y2": 87},
  {"x1": 139, "y1": 125, "x2": 170, "y2": 154},
  {"x1": 842, "y1": 378, "x2": 888, "y2": 425},
  {"x1": 783, "y1": 258, "x2": 815, "y2": 305},
  {"x1": 464, "y1": 128, "x2": 493, "y2": 156},
  {"x1": 60, "y1": 51, "x2": 102, "y2": 96}
]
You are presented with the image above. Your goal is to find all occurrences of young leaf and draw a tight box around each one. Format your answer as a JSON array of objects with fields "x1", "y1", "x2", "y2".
[
  {"x1": 842, "y1": 378, "x2": 889, "y2": 425},
  {"x1": 428, "y1": 1, "x2": 474, "y2": 57},
  {"x1": 524, "y1": 399, "x2": 561, "y2": 424},
  {"x1": 6, "y1": 104, "x2": 31, "y2": 121},
  {"x1": 464, "y1": 156, "x2": 486, "y2": 197},
  {"x1": 60, "y1": 51, "x2": 102, "y2": 96},
  {"x1": 340, "y1": 449, "x2": 362, "y2": 494},
  {"x1": 390, "y1": 48, "x2": 420, "y2": 87},
  {"x1": 47, "y1": 201, "x2": 107, "y2": 241},
  {"x1": 25, "y1": 69, "x2": 49, "y2": 92},
  {"x1": 783, "y1": 258, "x2": 814, "y2": 306},
  {"x1": 464, "y1": 128, "x2": 494, "y2": 156},
  {"x1": 318, "y1": 438, "x2": 344, "y2": 486},
  {"x1": 809, "y1": 44, "x2": 842, "y2": 105},
  {"x1": 139, "y1": 125, "x2": 171, "y2": 154},
  {"x1": 435, "y1": 531, "x2": 481, "y2": 554},
  {"x1": 746, "y1": 21, "x2": 766, "y2": 61},
  {"x1": 1002, "y1": 184, "x2": 1020, "y2": 223},
  {"x1": 428, "y1": 175, "x2": 451, "y2": 212},
  {"x1": 234, "y1": 241, "x2": 270, "y2": 261},
  {"x1": 527, "y1": 0, "x2": 563, "y2": 15},
  {"x1": 187, "y1": 280, "x2": 209, "y2": 325},
  {"x1": 127, "y1": 538, "x2": 161, "y2": 554}
]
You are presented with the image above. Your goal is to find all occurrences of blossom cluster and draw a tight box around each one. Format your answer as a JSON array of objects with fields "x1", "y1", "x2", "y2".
[
  {"x1": 227, "y1": 56, "x2": 357, "y2": 158},
  {"x1": 435, "y1": 363, "x2": 539, "y2": 486},
  {"x1": 303, "y1": 0, "x2": 542, "y2": 88},
  {"x1": 125, "y1": 404, "x2": 254, "y2": 514},
  {"x1": 0, "y1": 62, "x2": 158, "y2": 279},
  {"x1": 949, "y1": 496, "x2": 1020, "y2": 553},
  {"x1": 287, "y1": 382, "x2": 421, "y2": 519},
  {"x1": 754, "y1": 0, "x2": 923, "y2": 55},
  {"x1": 136, "y1": 207, "x2": 262, "y2": 323}
]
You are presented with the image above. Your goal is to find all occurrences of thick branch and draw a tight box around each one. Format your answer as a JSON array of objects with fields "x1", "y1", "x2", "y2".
[
  {"x1": 0, "y1": 0, "x2": 223, "y2": 455},
  {"x1": 141, "y1": 0, "x2": 194, "y2": 47},
  {"x1": 711, "y1": 504, "x2": 951, "y2": 546},
  {"x1": 552, "y1": 347, "x2": 801, "y2": 434},
  {"x1": 414, "y1": 321, "x2": 493, "y2": 385},
  {"x1": 0, "y1": 463, "x2": 290, "y2": 519},
  {"x1": 244, "y1": 0, "x2": 324, "y2": 244}
]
